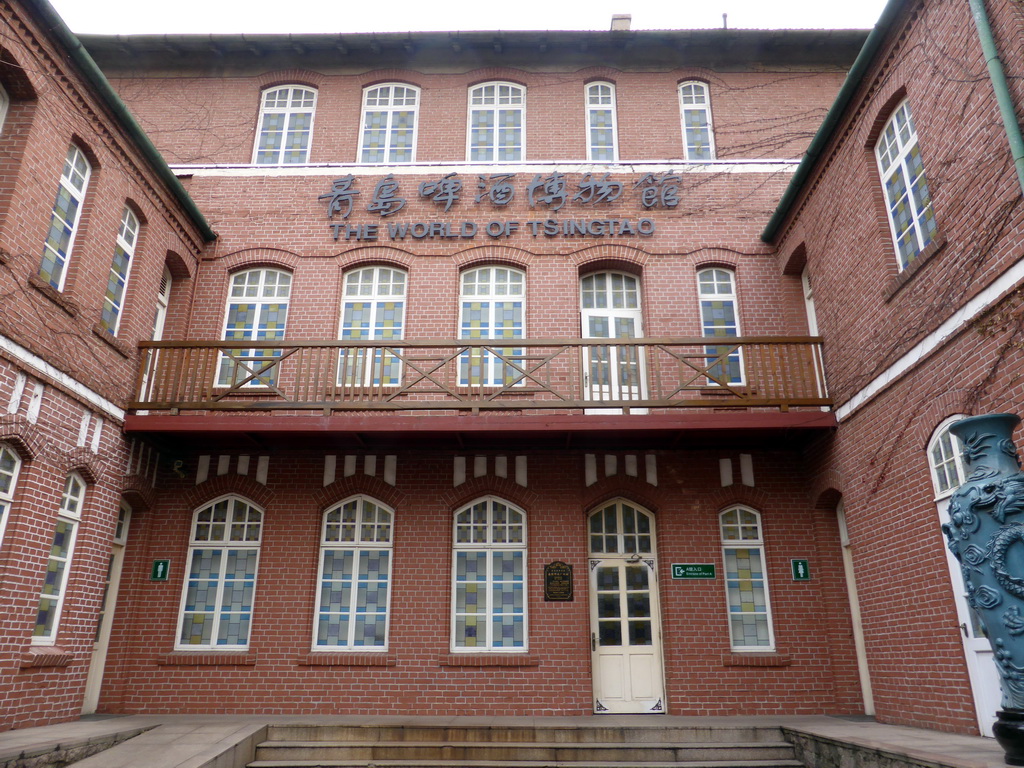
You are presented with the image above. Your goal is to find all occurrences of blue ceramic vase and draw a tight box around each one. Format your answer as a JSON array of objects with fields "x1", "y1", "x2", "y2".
[{"x1": 944, "y1": 413, "x2": 1024, "y2": 762}]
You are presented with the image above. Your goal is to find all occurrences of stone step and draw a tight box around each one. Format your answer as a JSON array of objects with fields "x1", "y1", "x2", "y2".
[
  {"x1": 263, "y1": 724, "x2": 785, "y2": 745},
  {"x1": 253, "y1": 740, "x2": 797, "y2": 762},
  {"x1": 248, "y1": 760, "x2": 806, "y2": 768}
]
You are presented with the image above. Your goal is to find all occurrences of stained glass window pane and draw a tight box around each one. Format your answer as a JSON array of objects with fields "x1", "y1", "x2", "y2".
[
  {"x1": 721, "y1": 508, "x2": 773, "y2": 649},
  {"x1": 875, "y1": 101, "x2": 937, "y2": 269},
  {"x1": 255, "y1": 86, "x2": 316, "y2": 164},
  {"x1": 452, "y1": 498, "x2": 527, "y2": 651},
  {"x1": 39, "y1": 145, "x2": 91, "y2": 290},
  {"x1": 218, "y1": 269, "x2": 291, "y2": 387},
  {"x1": 469, "y1": 83, "x2": 524, "y2": 161}
]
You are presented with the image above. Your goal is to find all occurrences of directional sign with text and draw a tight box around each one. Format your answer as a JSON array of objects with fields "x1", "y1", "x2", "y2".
[{"x1": 672, "y1": 563, "x2": 716, "y2": 579}]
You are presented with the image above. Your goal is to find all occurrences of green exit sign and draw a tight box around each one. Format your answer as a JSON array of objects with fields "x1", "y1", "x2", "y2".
[
  {"x1": 672, "y1": 563, "x2": 716, "y2": 579},
  {"x1": 151, "y1": 559, "x2": 170, "y2": 581},
  {"x1": 791, "y1": 559, "x2": 811, "y2": 581}
]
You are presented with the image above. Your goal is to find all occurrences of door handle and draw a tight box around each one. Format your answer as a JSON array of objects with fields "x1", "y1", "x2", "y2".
[
  {"x1": 592, "y1": 632, "x2": 597, "y2": 651},
  {"x1": 960, "y1": 622, "x2": 969, "y2": 638}
]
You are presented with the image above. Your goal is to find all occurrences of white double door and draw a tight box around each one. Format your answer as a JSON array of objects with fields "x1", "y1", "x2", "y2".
[
  {"x1": 581, "y1": 272, "x2": 646, "y2": 408},
  {"x1": 587, "y1": 499, "x2": 665, "y2": 714}
]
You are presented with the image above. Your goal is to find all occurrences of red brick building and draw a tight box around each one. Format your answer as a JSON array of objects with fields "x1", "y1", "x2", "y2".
[{"x1": 0, "y1": 0, "x2": 1021, "y2": 739}]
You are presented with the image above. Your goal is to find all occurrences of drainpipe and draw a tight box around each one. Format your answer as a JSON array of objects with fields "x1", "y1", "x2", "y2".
[{"x1": 968, "y1": 0, "x2": 1024, "y2": 196}]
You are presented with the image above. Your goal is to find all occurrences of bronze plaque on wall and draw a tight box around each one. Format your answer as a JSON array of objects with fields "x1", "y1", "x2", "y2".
[{"x1": 544, "y1": 561, "x2": 574, "y2": 601}]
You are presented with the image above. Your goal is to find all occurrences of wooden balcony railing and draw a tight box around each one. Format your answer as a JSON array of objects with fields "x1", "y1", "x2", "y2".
[{"x1": 130, "y1": 337, "x2": 830, "y2": 414}]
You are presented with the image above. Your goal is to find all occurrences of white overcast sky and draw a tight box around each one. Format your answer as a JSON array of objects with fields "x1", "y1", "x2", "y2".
[{"x1": 48, "y1": 0, "x2": 889, "y2": 35}]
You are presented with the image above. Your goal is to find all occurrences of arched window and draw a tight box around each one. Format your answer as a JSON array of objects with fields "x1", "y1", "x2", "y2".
[
  {"x1": 697, "y1": 267, "x2": 742, "y2": 384},
  {"x1": 589, "y1": 499, "x2": 655, "y2": 555},
  {"x1": 177, "y1": 496, "x2": 263, "y2": 649},
  {"x1": 720, "y1": 506, "x2": 774, "y2": 649},
  {"x1": 99, "y1": 206, "x2": 141, "y2": 336},
  {"x1": 359, "y1": 84, "x2": 419, "y2": 163},
  {"x1": 253, "y1": 85, "x2": 317, "y2": 165},
  {"x1": 39, "y1": 144, "x2": 91, "y2": 290},
  {"x1": 33, "y1": 473, "x2": 86, "y2": 643},
  {"x1": 459, "y1": 266, "x2": 525, "y2": 386},
  {"x1": 468, "y1": 82, "x2": 525, "y2": 162},
  {"x1": 217, "y1": 268, "x2": 291, "y2": 387},
  {"x1": 586, "y1": 82, "x2": 618, "y2": 161},
  {"x1": 875, "y1": 99, "x2": 937, "y2": 270},
  {"x1": 452, "y1": 497, "x2": 527, "y2": 651},
  {"x1": 339, "y1": 265, "x2": 407, "y2": 387},
  {"x1": 0, "y1": 443, "x2": 21, "y2": 545},
  {"x1": 315, "y1": 496, "x2": 393, "y2": 649},
  {"x1": 678, "y1": 81, "x2": 715, "y2": 161},
  {"x1": 928, "y1": 415, "x2": 967, "y2": 498}
]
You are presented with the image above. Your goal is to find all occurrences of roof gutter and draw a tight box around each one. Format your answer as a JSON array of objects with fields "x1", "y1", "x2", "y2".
[
  {"x1": 760, "y1": 0, "x2": 907, "y2": 243},
  {"x1": 968, "y1": 0, "x2": 1024, "y2": 196},
  {"x1": 26, "y1": 0, "x2": 217, "y2": 242}
]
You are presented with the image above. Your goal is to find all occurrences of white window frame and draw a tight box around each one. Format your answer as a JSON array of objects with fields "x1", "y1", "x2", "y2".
[
  {"x1": 99, "y1": 206, "x2": 141, "y2": 336},
  {"x1": 153, "y1": 265, "x2": 172, "y2": 342},
  {"x1": 217, "y1": 268, "x2": 291, "y2": 387},
  {"x1": 176, "y1": 495, "x2": 262, "y2": 650},
  {"x1": 451, "y1": 496, "x2": 528, "y2": 652},
  {"x1": 588, "y1": 498, "x2": 655, "y2": 556},
  {"x1": 459, "y1": 265, "x2": 525, "y2": 387},
  {"x1": 252, "y1": 85, "x2": 317, "y2": 165},
  {"x1": 33, "y1": 473, "x2": 85, "y2": 645},
  {"x1": 720, "y1": 505, "x2": 775, "y2": 651},
  {"x1": 314, "y1": 495, "x2": 394, "y2": 650},
  {"x1": 338, "y1": 266, "x2": 407, "y2": 387},
  {"x1": 0, "y1": 83, "x2": 10, "y2": 134},
  {"x1": 358, "y1": 83, "x2": 419, "y2": 164},
  {"x1": 39, "y1": 144, "x2": 91, "y2": 290},
  {"x1": 928, "y1": 415, "x2": 968, "y2": 499},
  {"x1": 678, "y1": 81, "x2": 715, "y2": 161},
  {"x1": 0, "y1": 443, "x2": 21, "y2": 546},
  {"x1": 697, "y1": 267, "x2": 743, "y2": 385},
  {"x1": 586, "y1": 82, "x2": 618, "y2": 162},
  {"x1": 875, "y1": 100, "x2": 938, "y2": 270},
  {"x1": 467, "y1": 82, "x2": 525, "y2": 162}
]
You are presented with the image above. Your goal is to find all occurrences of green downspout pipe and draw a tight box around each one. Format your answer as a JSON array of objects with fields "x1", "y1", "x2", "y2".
[
  {"x1": 27, "y1": 0, "x2": 217, "y2": 242},
  {"x1": 968, "y1": 0, "x2": 1024, "y2": 196}
]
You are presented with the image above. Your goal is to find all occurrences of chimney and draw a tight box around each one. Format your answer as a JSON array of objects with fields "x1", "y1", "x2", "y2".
[{"x1": 610, "y1": 14, "x2": 631, "y2": 31}]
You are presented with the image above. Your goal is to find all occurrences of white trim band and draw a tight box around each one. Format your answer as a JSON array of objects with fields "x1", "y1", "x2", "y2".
[
  {"x1": 170, "y1": 160, "x2": 800, "y2": 178},
  {"x1": 835, "y1": 257, "x2": 1024, "y2": 421},
  {"x1": 0, "y1": 334, "x2": 125, "y2": 422}
]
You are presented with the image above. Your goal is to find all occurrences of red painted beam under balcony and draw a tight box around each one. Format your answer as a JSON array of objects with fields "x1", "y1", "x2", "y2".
[{"x1": 124, "y1": 410, "x2": 836, "y2": 452}]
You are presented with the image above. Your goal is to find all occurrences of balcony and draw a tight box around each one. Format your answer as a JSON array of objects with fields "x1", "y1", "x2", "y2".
[{"x1": 126, "y1": 337, "x2": 835, "y2": 450}]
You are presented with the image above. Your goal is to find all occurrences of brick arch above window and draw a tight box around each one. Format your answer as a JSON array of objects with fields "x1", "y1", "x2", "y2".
[
  {"x1": 165, "y1": 249, "x2": 195, "y2": 280},
  {"x1": 693, "y1": 256, "x2": 740, "y2": 272},
  {"x1": 583, "y1": 488, "x2": 660, "y2": 518},
  {"x1": 0, "y1": 47, "x2": 39, "y2": 99},
  {"x1": 440, "y1": 478, "x2": 539, "y2": 513},
  {"x1": 0, "y1": 416, "x2": 45, "y2": 461},
  {"x1": 862, "y1": 85, "x2": 910, "y2": 150},
  {"x1": 182, "y1": 472, "x2": 277, "y2": 511},
  {"x1": 57, "y1": 449, "x2": 103, "y2": 486},
  {"x1": 336, "y1": 246, "x2": 416, "y2": 270},
  {"x1": 255, "y1": 70, "x2": 325, "y2": 91},
  {"x1": 314, "y1": 476, "x2": 407, "y2": 511},
  {"x1": 570, "y1": 244, "x2": 650, "y2": 271},
  {"x1": 465, "y1": 72, "x2": 529, "y2": 89},
  {"x1": 451, "y1": 245, "x2": 534, "y2": 270},
  {"x1": 218, "y1": 247, "x2": 303, "y2": 273}
]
